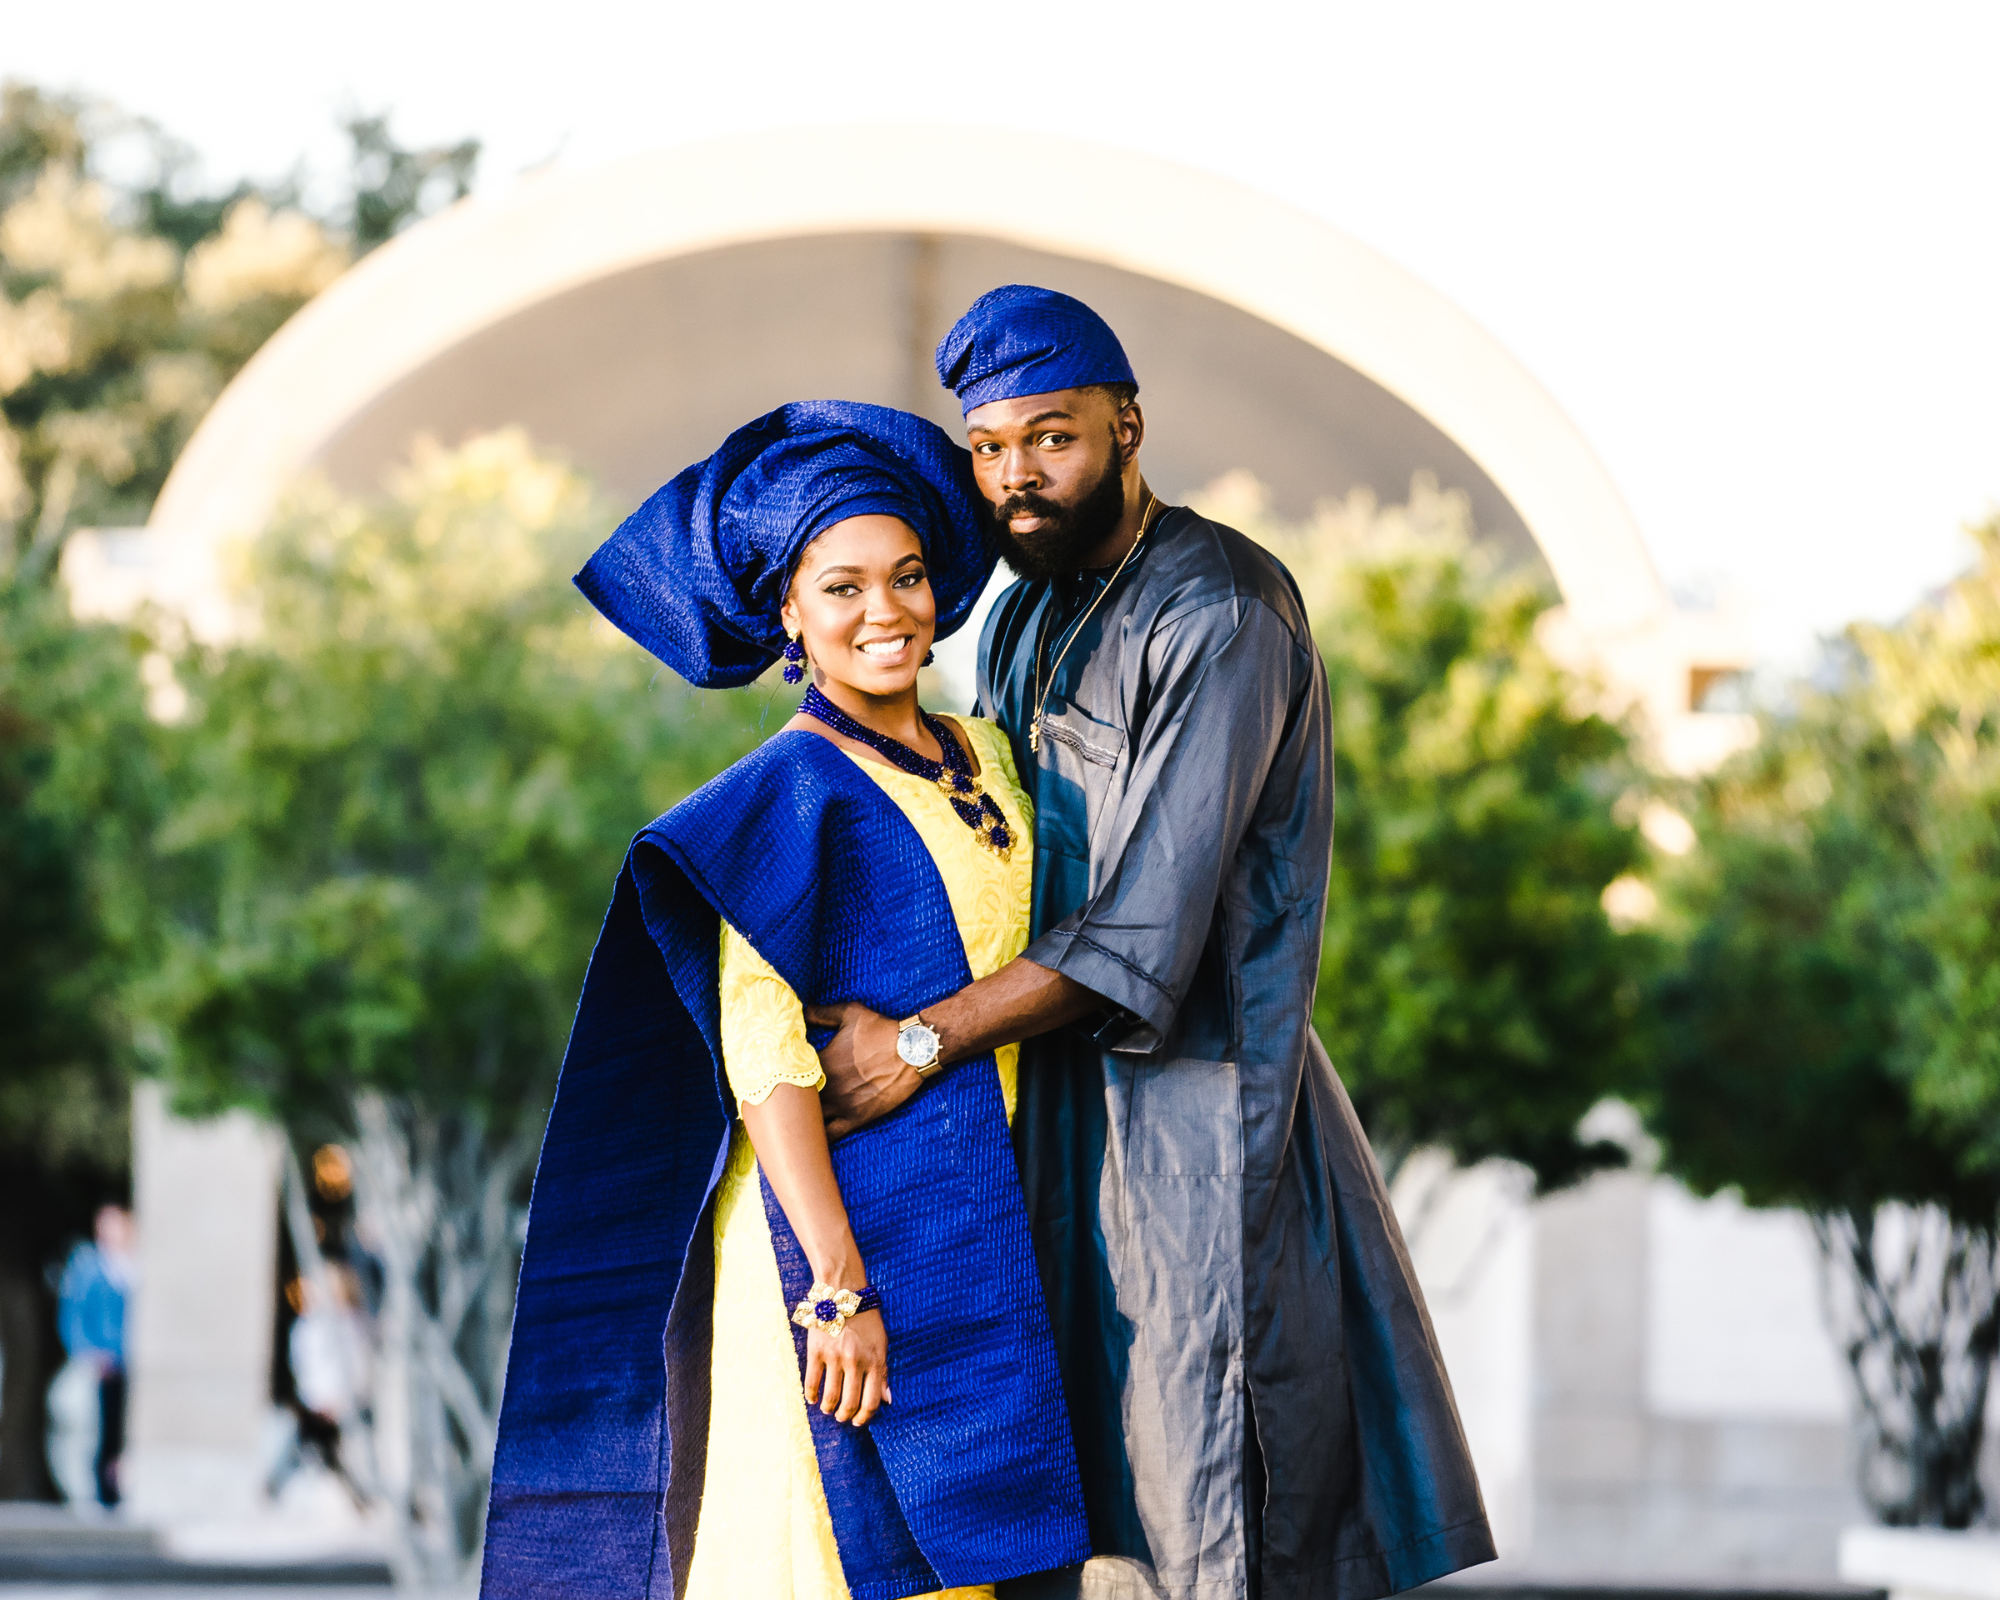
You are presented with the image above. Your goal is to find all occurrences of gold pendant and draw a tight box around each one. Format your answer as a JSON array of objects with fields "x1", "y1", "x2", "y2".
[{"x1": 1028, "y1": 718, "x2": 1041, "y2": 754}]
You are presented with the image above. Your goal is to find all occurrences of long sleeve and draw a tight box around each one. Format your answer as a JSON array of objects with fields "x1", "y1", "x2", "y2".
[
  {"x1": 718, "y1": 921, "x2": 825, "y2": 1106},
  {"x1": 1023, "y1": 595, "x2": 1312, "y2": 1053}
]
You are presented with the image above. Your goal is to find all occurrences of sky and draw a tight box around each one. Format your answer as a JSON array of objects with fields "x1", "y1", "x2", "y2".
[{"x1": 9, "y1": 0, "x2": 1998, "y2": 667}]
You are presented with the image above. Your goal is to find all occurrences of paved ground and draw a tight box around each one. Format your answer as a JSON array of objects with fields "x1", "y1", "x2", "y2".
[{"x1": 0, "y1": 1590, "x2": 400, "y2": 1600}]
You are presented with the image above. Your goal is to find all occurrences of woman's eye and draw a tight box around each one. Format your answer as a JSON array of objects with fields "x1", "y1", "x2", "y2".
[
  {"x1": 893, "y1": 571, "x2": 926, "y2": 588},
  {"x1": 825, "y1": 583, "x2": 859, "y2": 597}
]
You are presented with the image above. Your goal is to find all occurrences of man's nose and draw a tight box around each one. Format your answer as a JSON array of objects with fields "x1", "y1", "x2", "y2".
[{"x1": 998, "y1": 448, "x2": 1043, "y2": 492}]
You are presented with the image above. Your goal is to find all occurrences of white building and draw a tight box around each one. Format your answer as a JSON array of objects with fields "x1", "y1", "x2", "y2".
[{"x1": 74, "y1": 127, "x2": 1871, "y2": 1577}]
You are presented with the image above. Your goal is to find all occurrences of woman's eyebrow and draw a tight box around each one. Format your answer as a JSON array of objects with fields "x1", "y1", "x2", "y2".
[{"x1": 812, "y1": 553, "x2": 926, "y2": 581}]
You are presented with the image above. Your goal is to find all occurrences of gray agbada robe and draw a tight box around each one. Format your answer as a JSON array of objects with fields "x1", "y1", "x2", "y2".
[{"x1": 975, "y1": 507, "x2": 1495, "y2": 1600}]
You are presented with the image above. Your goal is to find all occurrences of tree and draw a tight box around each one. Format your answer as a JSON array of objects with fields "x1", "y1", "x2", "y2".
[
  {"x1": 140, "y1": 434, "x2": 773, "y2": 1579},
  {"x1": 1195, "y1": 472, "x2": 1652, "y2": 1193},
  {"x1": 1866, "y1": 518, "x2": 2000, "y2": 1168},
  {"x1": 0, "y1": 83, "x2": 479, "y2": 574},
  {"x1": 0, "y1": 84, "x2": 345, "y2": 571},
  {"x1": 0, "y1": 77, "x2": 483, "y2": 1503},
  {"x1": 0, "y1": 575, "x2": 157, "y2": 1496},
  {"x1": 1647, "y1": 527, "x2": 2000, "y2": 1525}
]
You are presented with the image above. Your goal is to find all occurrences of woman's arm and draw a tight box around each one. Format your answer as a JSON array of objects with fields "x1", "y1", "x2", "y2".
[{"x1": 739, "y1": 1084, "x2": 890, "y2": 1425}]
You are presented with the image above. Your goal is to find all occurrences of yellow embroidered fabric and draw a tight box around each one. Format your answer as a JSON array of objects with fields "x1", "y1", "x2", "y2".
[
  {"x1": 719, "y1": 929, "x2": 827, "y2": 1106},
  {"x1": 682, "y1": 717, "x2": 1034, "y2": 1600}
]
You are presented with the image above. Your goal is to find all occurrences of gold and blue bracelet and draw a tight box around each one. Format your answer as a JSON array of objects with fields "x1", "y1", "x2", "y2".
[{"x1": 791, "y1": 1282, "x2": 883, "y2": 1338}]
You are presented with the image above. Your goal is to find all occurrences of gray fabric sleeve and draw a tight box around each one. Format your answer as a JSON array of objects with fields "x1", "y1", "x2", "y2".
[{"x1": 1023, "y1": 597, "x2": 1301, "y2": 1053}]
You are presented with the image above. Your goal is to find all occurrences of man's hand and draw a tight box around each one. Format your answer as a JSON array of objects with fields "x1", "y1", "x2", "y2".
[
  {"x1": 811, "y1": 961, "x2": 1107, "y2": 1140},
  {"x1": 808, "y1": 1003, "x2": 922, "y2": 1141}
]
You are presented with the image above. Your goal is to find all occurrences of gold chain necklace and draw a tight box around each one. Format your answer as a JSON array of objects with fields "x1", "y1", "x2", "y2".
[{"x1": 1028, "y1": 492, "x2": 1160, "y2": 755}]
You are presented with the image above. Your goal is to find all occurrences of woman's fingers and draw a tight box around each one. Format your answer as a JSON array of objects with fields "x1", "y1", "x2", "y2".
[
  {"x1": 804, "y1": 1318, "x2": 889, "y2": 1425},
  {"x1": 853, "y1": 1366, "x2": 883, "y2": 1428},
  {"x1": 830, "y1": 1353, "x2": 860, "y2": 1421}
]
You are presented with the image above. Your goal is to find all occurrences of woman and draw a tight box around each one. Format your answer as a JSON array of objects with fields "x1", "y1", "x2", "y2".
[{"x1": 480, "y1": 402, "x2": 1088, "y2": 1600}]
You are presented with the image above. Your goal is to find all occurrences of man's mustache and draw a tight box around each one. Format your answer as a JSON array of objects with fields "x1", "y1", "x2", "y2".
[{"x1": 992, "y1": 491, "x2": 1064, "y2": 524}]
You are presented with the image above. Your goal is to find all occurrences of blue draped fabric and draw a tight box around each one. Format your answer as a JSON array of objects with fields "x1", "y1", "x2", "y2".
[
  {"x1": 482, "y1": 731, "x2": 1090, "y2": 1600},
  {"x1": 574, "y1": 401, "x2": 992, "y2": 690}
]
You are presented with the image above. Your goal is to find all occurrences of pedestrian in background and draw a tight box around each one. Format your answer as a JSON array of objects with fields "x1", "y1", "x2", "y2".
[
  {"x1": 269, "y1": 1264, "x2": 373, "y2": 1510},
  {"x1": 55, "y1": 1205, "x2": 134, "y2": 1509}
]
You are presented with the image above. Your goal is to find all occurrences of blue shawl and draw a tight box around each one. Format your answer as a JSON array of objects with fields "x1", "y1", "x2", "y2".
[{"x1": 480, "y1": 732, "x2": 1090, "y2": 1600}]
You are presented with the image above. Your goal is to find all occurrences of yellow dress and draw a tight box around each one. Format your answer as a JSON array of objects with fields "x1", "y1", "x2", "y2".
[{"x1": 682, "y1": 716, "x2": 1035, "y2": 1600}]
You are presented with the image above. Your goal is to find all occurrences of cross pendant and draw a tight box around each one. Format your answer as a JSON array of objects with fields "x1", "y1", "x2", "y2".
[{"x1": 1028, "y1": 718, "x2": 1041, "y2": 754}]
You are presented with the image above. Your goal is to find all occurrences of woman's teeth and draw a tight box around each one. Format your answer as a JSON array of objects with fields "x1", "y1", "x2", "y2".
[{"x1": 857, "y1": 638, "x2": 910, "y2": 658}]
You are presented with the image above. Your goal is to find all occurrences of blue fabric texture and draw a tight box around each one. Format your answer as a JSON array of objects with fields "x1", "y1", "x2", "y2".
[
  {"x1": 934, "y1": 286, "x2": 1137, "y2": 415},
  {"x1": 573, "y1": 400, "x2": 993, "y2": 689},
  {"x1": 481, "y1": 731, "x2": 1090, "y2": 1600}
]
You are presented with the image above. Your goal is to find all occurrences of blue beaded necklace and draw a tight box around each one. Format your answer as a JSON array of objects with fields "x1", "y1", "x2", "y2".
[{"x1": 800, "y1": 685, "x2": 1015, "y2": 859}]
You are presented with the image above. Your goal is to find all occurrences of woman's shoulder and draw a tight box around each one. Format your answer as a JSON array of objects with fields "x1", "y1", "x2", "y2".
[{"x1": 655, "y1": 729, "x2": 846, "y2": 831}]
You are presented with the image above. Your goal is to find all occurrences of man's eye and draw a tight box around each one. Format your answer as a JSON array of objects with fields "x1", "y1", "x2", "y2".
[{"x1": 1038, "y1": 432, "x2": 1070, "y2": 447}]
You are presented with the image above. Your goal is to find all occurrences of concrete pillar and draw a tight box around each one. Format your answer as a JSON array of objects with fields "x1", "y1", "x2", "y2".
[
  {"x1": 124, "y1": 1082, "x2": 280, "y2": 1522},
  {"x1": 1530, "y1": 1166, "x2": 1653, "y2": 1568},
  {"x1": 1396, "y1": 1153, "x2": 1537, "y2": 1556}
]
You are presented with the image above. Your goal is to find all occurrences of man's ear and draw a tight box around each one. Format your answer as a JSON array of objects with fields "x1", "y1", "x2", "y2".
[{"x1": 1117, "y1": 401, "x2": 1146, "y2": 465}]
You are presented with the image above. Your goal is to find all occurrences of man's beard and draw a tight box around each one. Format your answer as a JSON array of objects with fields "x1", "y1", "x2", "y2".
[{"x1": 987, "y1": 443, "x2": 1128, "y2": 583}]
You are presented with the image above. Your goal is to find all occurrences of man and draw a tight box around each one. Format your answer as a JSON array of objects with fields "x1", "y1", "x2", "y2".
[
  {"x1": 57, "y1": 1205, "x2": 133, "y2": 1508},
  {"x1": 813, "y1": 286, "x2": 1493, "y2": 1600}
]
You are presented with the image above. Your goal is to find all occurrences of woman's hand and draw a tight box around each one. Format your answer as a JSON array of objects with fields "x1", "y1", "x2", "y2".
[{"x1": 804, "y1": 1309, "x2": 891, "y2": 1426}]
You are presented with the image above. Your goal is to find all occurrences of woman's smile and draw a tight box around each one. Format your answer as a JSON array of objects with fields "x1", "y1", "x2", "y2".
[{"x1": 856, "y1": 635, "x2": 914, "y2": 662}]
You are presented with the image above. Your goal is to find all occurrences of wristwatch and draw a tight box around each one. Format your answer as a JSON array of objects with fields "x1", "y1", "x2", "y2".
[{"x1": 896, "y1": 1014, "x2": 944, "y2": 1080}]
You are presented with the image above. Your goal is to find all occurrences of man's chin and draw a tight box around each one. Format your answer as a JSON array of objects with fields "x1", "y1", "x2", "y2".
[{"x1": 993, "y1": 526, "x2": 1091, "y2": 583}]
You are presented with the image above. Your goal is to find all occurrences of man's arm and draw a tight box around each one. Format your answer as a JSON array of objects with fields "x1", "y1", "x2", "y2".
[{"x1": 807, "y1": 958, "x2": 1104, "y2": 1141}]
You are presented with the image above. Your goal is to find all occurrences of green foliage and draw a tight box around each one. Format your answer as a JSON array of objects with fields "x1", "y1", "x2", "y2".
[
  {"x1": 342, "y1": 113, "x2": 478, "y2": 254},
  {"x1": 1649, "y1": 517, "x2": 2000, "y2": 1221},
  {"x1": 0, "y1": 86, "x2": 334, "y2": 562},
  {"x1": 1644, "y1": 521, "x2": 2000, "y2": 1527},
  {"x1": 1198, "y1": 472, "x2": 1651, "y2": 1189},
  {"x1": 0, "y1": 77, "x2": 488, "y2": 1166},
  {"x1": 1646, "y1": 685, "x2": 2000, "y2": 1220},
  {"x1": 1864, "y1": 518, "x2": 2000, "y2": 1175},
  {"x1": 143, "y1": 434, "x2": 775, "y2": 1138},
  {"x1": 0, "y1": 573, "x2": 155, "y2": 1170},
  {"x1": 0, "y1": 83, "x2": 479, "y2": 573}
]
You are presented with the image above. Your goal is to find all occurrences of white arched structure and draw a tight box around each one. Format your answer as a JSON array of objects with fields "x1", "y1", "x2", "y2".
[{"x1": 150, "y1": 125, "x2": 1670, "y2": 637}]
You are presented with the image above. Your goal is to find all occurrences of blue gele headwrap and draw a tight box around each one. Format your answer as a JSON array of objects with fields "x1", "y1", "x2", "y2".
[
  {"x1": 934, "y1": 284, "x2": 1137, "y2": 416},
  {"x1": 575, "y1": 400, "x2": 993, "y2": 689}
]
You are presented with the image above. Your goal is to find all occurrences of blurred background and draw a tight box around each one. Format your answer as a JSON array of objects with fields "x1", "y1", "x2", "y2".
[{"x1": 4, "y1": 3, "x2": 2000, "y2": 1596}]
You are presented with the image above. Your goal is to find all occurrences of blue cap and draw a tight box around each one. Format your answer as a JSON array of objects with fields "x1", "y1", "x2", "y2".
[
  {"x1": 934, "y1": 284, "x2": 1137, "y2": 416},
  {"x1": 575, "y1": 401, "x2": 993, "y2": 689}
]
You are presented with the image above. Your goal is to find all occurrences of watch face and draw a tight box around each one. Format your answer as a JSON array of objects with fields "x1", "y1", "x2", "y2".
[{"x1": 897, "y1": 1022, "x2": 940, "y2": 1067}]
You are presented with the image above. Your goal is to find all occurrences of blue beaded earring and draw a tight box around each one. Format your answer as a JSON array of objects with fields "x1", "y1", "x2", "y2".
[
  {"x1": 782, "y1": 633, "x2": 807, "y2": 685},
  {"x1": 923, "y1": 649, "x2": 936, "y2": 667}
]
